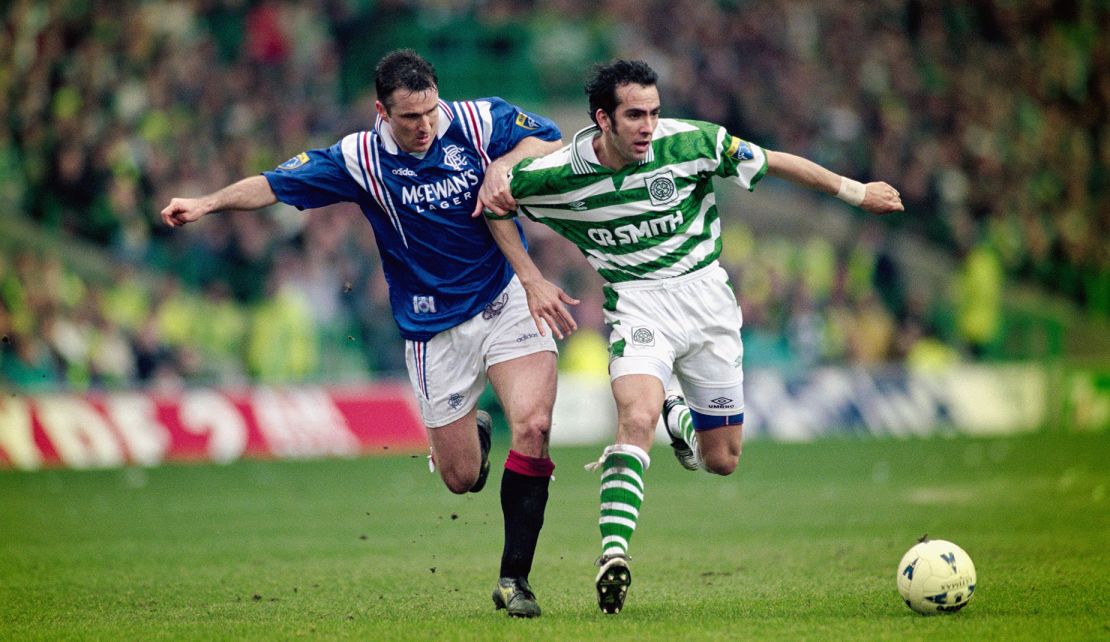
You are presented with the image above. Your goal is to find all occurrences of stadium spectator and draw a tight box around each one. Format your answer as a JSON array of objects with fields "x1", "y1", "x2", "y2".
[
  {"x1": 954, "y1": 236, "x2": 1004, "y2": 358},
  {"x1": 158, "y1": 48, "x2": 568, "y2": 619},
  {"x1": 246, "y1": 250, "x2": 319, "y2": 383},
  {"x1": 486, "y1": 59, "x2": 903, "y2": 614}
]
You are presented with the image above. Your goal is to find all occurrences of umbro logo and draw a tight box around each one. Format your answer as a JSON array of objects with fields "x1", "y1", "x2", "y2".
[{"x1": 708, "y1": 397, "x2": 734, "y2": 409}]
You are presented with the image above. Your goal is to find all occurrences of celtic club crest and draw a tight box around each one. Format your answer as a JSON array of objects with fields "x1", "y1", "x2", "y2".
[
  {"x1": 646, "y1": 171, "x2": 677, "y2": 205},
  {"x1": 631, "y1": 326, "x2": 655, "y2": 346}
]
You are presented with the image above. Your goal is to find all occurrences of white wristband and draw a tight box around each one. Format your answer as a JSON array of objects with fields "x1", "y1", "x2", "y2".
[{"x1": 836, "y1": 177, "x2": 866, "y2": 207}]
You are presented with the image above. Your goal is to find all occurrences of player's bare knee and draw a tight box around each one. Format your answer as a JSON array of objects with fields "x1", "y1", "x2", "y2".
[
  {"x1": 705, "y1": 455, "x2": 738, "y2": 476},
  {"x1": 442, "y1": 467, "x2": 479, "y2": 494},
  {"x1": 509, "y1": 411, "x2": 552, "y2": 454},
  {"x1": 704, "y1": 446, "x2": 741, "y2": 476},
  {"x1": 622, "y1": 407, "x2": 660, "y2": 439}
]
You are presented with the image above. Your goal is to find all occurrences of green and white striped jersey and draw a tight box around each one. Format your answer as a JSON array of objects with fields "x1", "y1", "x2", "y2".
[{"x1": 506, "y1": 118, "x2": 768, "y2": 283}]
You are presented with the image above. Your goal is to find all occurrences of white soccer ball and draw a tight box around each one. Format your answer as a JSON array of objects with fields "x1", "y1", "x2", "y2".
[{"x1": 896, "y1": 537, "x2": 977, "y2": 615}]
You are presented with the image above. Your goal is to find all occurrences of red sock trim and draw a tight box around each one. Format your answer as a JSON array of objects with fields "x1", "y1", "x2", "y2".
[{"x1": 505, "y1": 449, "x2": 555, "y2": 477}]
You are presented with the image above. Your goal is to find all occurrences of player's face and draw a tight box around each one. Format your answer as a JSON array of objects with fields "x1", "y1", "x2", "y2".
[
  {"x1": 377, "y1": 87, "x2": 440, "y2": 154},
  {"x1": 598, "y1": 83, "x2": 660, "y2": 168}
]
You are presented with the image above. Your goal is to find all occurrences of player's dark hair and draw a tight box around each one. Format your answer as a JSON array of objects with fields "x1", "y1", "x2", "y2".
[
  {"x1": 375, "y1": 49, "x2": 438, "y2": 110},
  {"x1": 585, "y1": 59, "x2": 658, "y2": 125}
]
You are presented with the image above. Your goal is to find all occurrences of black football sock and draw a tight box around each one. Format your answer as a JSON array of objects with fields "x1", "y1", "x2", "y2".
[{"x1": 499, "y1": 450, "x2": 554, "y2": 580}]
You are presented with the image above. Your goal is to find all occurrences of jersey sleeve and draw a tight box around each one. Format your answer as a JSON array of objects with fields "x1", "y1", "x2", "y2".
[
  {"x1": 502, "y1": 156, "x2": 544, "y2": 214},
  {"x1": 714, "y1": 127, "x2": 769, "y2": 192},
  {"x1": 262, "y1": 142, "x2": 362, "y2": 210},
  {"x1": 483, "y1": 97, "x2": 561, "y2": 160}
]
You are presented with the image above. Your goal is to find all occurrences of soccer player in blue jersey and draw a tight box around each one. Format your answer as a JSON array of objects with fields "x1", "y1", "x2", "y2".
[{"x1": 160, "y1": 49, "x2": 576, "y2": 618}]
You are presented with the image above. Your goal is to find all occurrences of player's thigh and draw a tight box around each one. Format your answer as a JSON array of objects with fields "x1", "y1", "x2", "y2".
[
  {"x1": 603, "y1": 287, "x2": 677, "y2": 385},
  {"x1": 405, "y1": 327, "x2": 486, "y2": 429},
  {"x1": 696, "y1": 422, "x2": 744, "y2": 459},
  {"x1": 611, "y1": 373, "x2": 666, "y2": 449},
  {"x1": 673, "y1": 286, "x2": 745, "y2": 419},
  {"x1": 488, "y1": 350, "x2": 558, "y2": 425},
  {"x1": 484, "y1": 283, "x2": 558, "y2": 448}
]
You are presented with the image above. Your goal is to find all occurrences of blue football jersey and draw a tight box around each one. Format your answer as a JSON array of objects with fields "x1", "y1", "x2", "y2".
[{"x1": 263, "y1": 97, "x2": 560, "y2": 341}]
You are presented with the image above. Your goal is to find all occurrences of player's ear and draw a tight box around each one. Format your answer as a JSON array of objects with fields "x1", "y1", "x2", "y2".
[
  {"x1": 375, "y1": 100, "x2": 389, "y2": 122},
  {"x1": 595, "y1": 109, "x2": 611, "y2": 133}
]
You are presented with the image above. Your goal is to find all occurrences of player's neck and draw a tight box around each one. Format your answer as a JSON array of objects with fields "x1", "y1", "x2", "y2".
[{"x1": 592, "y1": 133, "x2": 626, "y2": 172}]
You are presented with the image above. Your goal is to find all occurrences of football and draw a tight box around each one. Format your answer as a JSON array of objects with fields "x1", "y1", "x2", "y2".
[{"x1": 896, "y1": 537, "x2": 977, "y2": 615}]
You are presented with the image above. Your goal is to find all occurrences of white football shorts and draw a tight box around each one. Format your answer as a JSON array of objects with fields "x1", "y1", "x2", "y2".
[
  {"x1": 405, "y1": 275, "x2": 557, "y2": 428},
  {"x1": 604, "y1": 262, "x2": 745, "y2": 417}
]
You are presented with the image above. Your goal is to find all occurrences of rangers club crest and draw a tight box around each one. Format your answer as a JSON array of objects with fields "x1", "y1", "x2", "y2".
[
  {"x1": 443, "y1": 144, "x2": 469, "y2": 171},
  {"x1": 482, "y1": 293, "x2": 508, "y2": 320}
]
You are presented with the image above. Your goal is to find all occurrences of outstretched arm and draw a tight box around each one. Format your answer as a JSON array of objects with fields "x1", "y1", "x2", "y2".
[
  {"x1": 485, "y1": 216, "x2": 579, "y2": 339},
  {"x1": 472, "y1": 137, "x2": 563, "y2": 218},
  {"x1": 765, "y1": 150, "x2": 904, "y2": 214},
  {"x1": 161, "y1": 175, "x2": 278, "y2": 228}
]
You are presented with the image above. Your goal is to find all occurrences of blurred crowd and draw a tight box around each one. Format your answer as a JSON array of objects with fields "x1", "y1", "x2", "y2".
[
  {"x1": 618, "y1": 0, "x2": 1109, "y2": 318},
  {"x1": 1, "y1": 0, "x2": 1105, "y2": 390}
]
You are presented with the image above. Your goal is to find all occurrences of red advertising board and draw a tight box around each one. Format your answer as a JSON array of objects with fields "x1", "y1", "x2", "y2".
[{"x1": 0, "y1": 383, "x2": 427, "y2": 470}]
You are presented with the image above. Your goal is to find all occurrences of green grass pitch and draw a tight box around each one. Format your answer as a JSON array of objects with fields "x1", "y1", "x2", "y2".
[{"x1": 2, "y1": 430, "x2": 1107, "y2": 640}]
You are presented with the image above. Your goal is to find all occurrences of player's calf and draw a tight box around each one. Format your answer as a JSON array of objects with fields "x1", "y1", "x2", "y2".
[
  {"x1": 469, "y1": 410, "x2": 493, "y2": 493},
  {"x1": 662, "y1": 394, "x2": 699, "y2": 471}
]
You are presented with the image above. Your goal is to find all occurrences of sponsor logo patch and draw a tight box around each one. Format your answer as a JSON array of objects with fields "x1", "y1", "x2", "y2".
[
  {"x1": 392, "y1": 167, "x2": 417, "y2": 176},
  {"x1": 278, "y1": 152, "x2": 310, "y2": 170},
  {"x1": 514, "y1": 112, "x2": 540, "y2": 130},
  {"x1": 569, "y1": 200, "x2": 588, "y2": 211},
  {"x1": 726, "y1": 136, "x2": 755, "y2": 161},
  {"x1": 708, "y1": 396, "x2": 735, "y2": 409}
]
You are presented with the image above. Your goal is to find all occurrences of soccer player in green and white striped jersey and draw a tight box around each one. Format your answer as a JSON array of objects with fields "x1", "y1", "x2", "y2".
[{"x1": 481, "y1": 59, "x2": 905, "y2": 615}]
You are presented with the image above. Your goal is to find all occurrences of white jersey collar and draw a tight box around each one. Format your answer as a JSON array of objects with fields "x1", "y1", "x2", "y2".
[
  {"x1": 570, "y1": 124, "x2": 655, "y2": 175},
  {"x1": 374, "y1": 100, "x2": 454, "y2": 156}
]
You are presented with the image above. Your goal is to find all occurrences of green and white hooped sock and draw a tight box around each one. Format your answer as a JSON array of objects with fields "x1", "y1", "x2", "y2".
[
  {"x1": 673, "y1": 405, "x2": 705, "y2": 470},
  {"x1": 595, "y1": 443, "x2": 651, "y2": 557}
]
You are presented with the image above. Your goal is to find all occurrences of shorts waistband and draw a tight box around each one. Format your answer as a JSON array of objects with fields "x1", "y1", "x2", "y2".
[{"x1": 607, "y1": 261, "x2": 723, "y2": 292}]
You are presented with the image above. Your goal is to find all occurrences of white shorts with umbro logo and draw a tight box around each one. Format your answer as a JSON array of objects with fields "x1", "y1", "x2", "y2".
[{"x1": 604, "y1": 262, "x2": 745, "y2": 417}]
